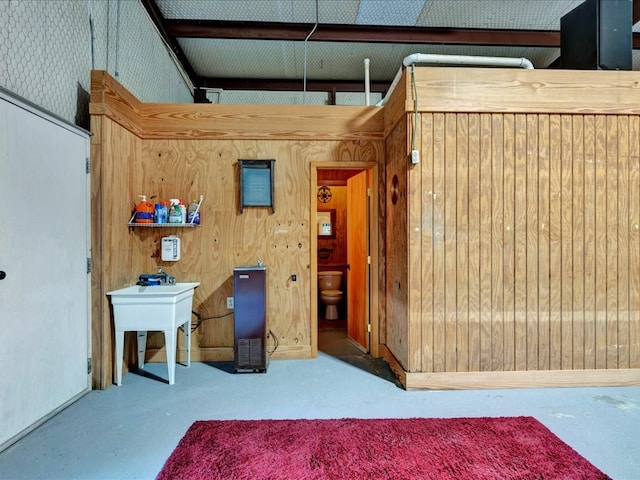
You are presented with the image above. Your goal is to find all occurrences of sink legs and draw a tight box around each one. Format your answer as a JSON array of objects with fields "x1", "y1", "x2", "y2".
[
  {"x1": 137, "y1": 331, "x2": 147, "y2": 370},
  {"x1": 164, "y1": 329, "x2": 176, "y2": 385},
  {"x1": 114, "y1": 319, "x2": 191, "y2": 386},
  {"x1": 115, "y1": 330, "x2": 124, "y2": 386}
]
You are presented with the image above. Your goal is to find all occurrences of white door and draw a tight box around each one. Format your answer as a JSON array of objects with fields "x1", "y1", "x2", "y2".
[{"x1": 0, "y1": 91, "x2": 90, "y2": 450}]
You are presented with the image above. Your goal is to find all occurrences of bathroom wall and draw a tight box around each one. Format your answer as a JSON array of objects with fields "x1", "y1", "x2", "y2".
[{"x1": 317, "y1": 185, "x2": 347, "y2": 267}]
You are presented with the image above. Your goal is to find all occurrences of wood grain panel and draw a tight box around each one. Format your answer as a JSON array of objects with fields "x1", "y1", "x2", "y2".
[
  {"x1": 594, "y1": 115, "x2": 608, "y2": 369},
  {"x1": 502, "y1": 114, "x2": 516, "y2": 371},
  {"x1": 525, "y1": 114, "x2": 539, "y2": 371},
  {"x1": 421, "y1": 113, "x2": 434, "y2": 373},
  {"x1": 408, "y1": 116, "x2": 423, "y2": 369},
  {"x1": 560, "y1": 115, "x2": 574, "y2": 370},
  {"x1": 548, "y1": 115, "x2": 563, "y2": 370},
  {"x1": 490, "y1": 114, "x2": 505, "y2": 371},
  {"x1": 630, "y1": 116, "x2": 640, "y2": 370},
  {"x1": 467, "y1": 113, "x2": 481, "y2": 372},
  {"x1": 410, "y1": 68, "x2": 640, "y2": 114},
  {"x1": 618, "y1": 116, "x2": 630, "y2": 369},
  {"x1": 513, "y1": 114, "x2": 527, "y2": 371},
  {"x1": 141, "y1": 103, "x2": 384, "y2": 141},
  {"x1": 572, "y1": 116, "x2": 585, "y2": 370},
  {"x1": 456, "y1": 114, "x2": 469, "y2": 372},
  {"x1": 606, "y1": 116, "x2": 619, "y2": 369},
  {"x1": 537, "y1": 115, "x2": 551, "y2": 371},
  {"x1": 90, "y1": 70, "x2": 144, "y2": 137},
  {"x1": 583, "y1": 115, "x2": 597, "y2": 369},
  {"x1": 432, "y1": 113, "x2": 446, "y2": 373},
  {"x1": 414, "y1": 110, "x2": 640, "y2": 380},
  {"x1": 479, "y1": 114, "x2": 493, "y2": 371},
  {"x1": 385, "y1": 120, "x2": 410, "y2": 369},
  {"x1": 444, "y1": 113, "x2": 458, "y2": 371}
]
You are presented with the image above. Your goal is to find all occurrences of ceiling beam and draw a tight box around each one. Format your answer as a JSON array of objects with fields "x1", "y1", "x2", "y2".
[
  {"x1": 198, "y1": 77, "x2": 390, "y2": 94},
  {"x1": 166, "y1": 19, "x2": 561, "y2": 47},
  {"x1": 140, "y1": 0, "x2": 200, "y2": 87}
]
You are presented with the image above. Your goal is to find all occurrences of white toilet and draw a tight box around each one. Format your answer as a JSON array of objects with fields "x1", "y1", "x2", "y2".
[{"x1": 318, "y1": 270, "x2": 343, "y2": 320}]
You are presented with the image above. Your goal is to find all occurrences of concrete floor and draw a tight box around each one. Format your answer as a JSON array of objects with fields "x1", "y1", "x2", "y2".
[{"x1": 0, "y1": 325, "x2": 639, "y2": 480}]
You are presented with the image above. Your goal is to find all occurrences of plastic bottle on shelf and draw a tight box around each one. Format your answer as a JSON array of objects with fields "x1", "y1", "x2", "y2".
[
  {"x1": 187, "y1": 200, "x2": 200, "y2": 224},
  {"x1": 168, "y1": 199, "x2": 182, "y2": 223},
  {"x1": 135, "y1": 195, "x2": 154, "y2": 223},
  {"x1": 154, "y1": 202, "x2": 168, "y2": 224},
  {"x1": 179, "y1": 200, "x2": 187, "y2": 223}
]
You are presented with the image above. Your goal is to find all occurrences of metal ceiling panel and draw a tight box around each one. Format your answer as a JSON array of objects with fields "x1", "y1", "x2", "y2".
[
  {"x1": 156, "y1": 0, "x2": 360, "y2": 24},
  {"x1": 356, "y1": 0, "x2": 425, "y2": 25},
  {"x1": 182, "y1": 36, "x2": 561, "y2": 81},
  {"x1": 148, "y1": 0, "x2": 640, "y2": 100},
  {"x1": 417, "y1": 0, "x2": 584, "y2": 29},
  {"x1": 156, "y1": 0, "x2": 586, "y2": 29}
]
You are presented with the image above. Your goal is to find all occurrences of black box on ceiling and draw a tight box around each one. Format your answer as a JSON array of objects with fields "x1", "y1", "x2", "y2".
[{"x1": 560, "y1": 0, "x2": 632, "y2": 70}]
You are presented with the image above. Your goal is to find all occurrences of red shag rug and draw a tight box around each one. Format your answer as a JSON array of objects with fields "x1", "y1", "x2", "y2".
[{"x1": 156, "y1": 417, "x2": 611, "y2": 480}]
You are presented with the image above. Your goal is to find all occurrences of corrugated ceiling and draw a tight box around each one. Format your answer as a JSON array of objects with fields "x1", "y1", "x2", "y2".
[{"x1": 141, "y1": 0, "x2": 640, "y2": 100}]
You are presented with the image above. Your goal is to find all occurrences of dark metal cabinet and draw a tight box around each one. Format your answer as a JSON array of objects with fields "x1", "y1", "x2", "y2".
[{"x1": 233, "y1": 266, "x2": 267, "y2": 372}]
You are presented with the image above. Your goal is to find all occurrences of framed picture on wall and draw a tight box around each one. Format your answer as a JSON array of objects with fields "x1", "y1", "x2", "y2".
[{"x1": 239, "y1": 159, "x2": 275, "y2": 213}]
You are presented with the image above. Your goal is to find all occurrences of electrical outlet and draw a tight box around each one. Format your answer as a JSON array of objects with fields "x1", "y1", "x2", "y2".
[
  {"x1": 226, "y1": 297, "x2": 234, "y2": 309},
  {"x1": 410, "y1": 149, "x2": 420, "y2": 164},
  {"x1": 291, "y1": 274, "x2": 297, "y2": 281}
]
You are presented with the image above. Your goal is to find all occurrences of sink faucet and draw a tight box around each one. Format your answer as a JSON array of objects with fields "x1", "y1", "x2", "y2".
[{"x1": 157, "y1": 268, "x2": 176, "y2": 284}]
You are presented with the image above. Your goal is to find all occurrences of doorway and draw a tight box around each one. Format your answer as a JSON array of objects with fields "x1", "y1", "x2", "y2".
[{"x1": 310, "y1": 162, "x2": 379, "y2": 361}]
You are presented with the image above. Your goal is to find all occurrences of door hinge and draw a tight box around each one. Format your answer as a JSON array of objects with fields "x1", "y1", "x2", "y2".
[
  {"x1": 367, "y1": 187, "x2": 371, "y2": 197},
  {"x1": 85, "y1": 157, "x2": 90, "y2": 174},
  {"x1": 367, "y1": 323, "x2": 371, "y2": 333},
  {"x1": 87, "y1": 358, "x2": 92, "y2": 374},
  {"x1": 367, "y1": 255, "x2": 371, "y2": 264},
  {"x1": 86, "y1": 257, "x2": 92, "y2": 274}
]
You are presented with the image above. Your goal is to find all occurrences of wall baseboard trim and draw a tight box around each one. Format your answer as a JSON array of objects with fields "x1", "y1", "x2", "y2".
[{"x1": 379, "y1": 346, "x2": 640, "y2": 390}]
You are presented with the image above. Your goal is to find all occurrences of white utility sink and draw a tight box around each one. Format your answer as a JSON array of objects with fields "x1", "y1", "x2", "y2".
[{"x1": 107, "y1": 282, "x2": 199, "y2": 385}]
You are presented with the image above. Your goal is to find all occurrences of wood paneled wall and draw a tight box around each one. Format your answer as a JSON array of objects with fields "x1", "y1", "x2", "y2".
[
  {"x1": 382, "y1": 67, "x2": 640, "y2": 388},
  {"x1": 90, "y1": 71, "x2": 385, "y2": 388},
  {"x1": 385, "y1": 119, "x2": 410, "y2": 369},
  {"x1": 416, "y1": 111, "x2": 640, "y2": 374}
]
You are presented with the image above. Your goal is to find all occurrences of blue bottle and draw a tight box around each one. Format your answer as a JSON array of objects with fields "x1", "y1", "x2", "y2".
[{"x1": 154, "y1": 203, "x2": 168, "y2": 224}]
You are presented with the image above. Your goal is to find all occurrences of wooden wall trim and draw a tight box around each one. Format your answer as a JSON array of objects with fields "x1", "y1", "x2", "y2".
[
  {"x1": 142, "y1": 103, "x2": 384, "y2": 140},
  {"x1": 382, "y1": 345, "x2": 640, "y2": 389},
  {"x1": 89, "y1": 70, "x2": 145, "y2": 137},
  {"x1": 405, "y1": 67, "x2": 640, "y2": 114},
  {"x1": 382, "y1": 70, "x2": 408, "y2": 138},
  {"x1": 90, "y1": 70, "x2": 384, "y2": 141},
  {"x1": 403, "y1": 369, "x2": 640, "y2": 390}
]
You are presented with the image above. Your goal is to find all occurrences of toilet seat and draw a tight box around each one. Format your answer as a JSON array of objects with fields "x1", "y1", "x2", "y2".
[{"x1": 321, "y1": 289, "x2": 342, "y2": 296}]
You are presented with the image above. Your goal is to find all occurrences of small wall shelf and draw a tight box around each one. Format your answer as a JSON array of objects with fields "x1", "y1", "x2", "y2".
[
  {"x1": 128, "y1": 195, "x2": 204, "y2": 228},
  {"x1": 127, "y1": 222, "x2": 199, "y2": 228}
]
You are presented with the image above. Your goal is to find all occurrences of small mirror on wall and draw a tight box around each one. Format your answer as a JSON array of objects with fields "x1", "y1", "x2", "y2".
[{"x1": 317, "y1": 209, "x2": 336, "y2": 238}]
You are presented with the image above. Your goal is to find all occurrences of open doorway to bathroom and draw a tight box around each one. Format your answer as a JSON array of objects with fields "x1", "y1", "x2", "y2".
[{"x1": 310, "y1": 162, "x2": 380, "y2": 368}]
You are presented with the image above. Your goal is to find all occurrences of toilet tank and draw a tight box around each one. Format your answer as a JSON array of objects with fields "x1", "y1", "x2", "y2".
[{"x1": 318, "y1": 270, "x2": 343, "y2": 290}]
